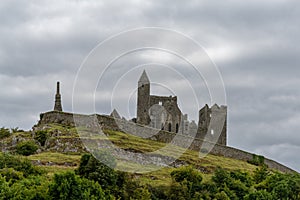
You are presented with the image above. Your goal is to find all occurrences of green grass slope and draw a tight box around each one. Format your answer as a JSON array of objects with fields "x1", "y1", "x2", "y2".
[{"x1": 0, "y1": 123, "x2": 291, "y2": 187}]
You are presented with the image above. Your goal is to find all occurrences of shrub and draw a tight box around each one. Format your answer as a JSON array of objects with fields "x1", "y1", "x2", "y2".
[
  {"x1": 230, "y1": 170, "x2": 253, "y2": 187},
  {"x1": 212, "y1": 167, "x2": 232, "y2": 187},
  {"x1": 5, "y1": 175, "x2": 50, "y2": 199},
  {"x1": 253, "y1": 165, "x2": 270, "y2": 184},
  {"x1": 0, "y1": 168, "x2": 24, "y2": 183},
  {"x1": 248, "y1": 154, "x2": 265, "y2": 166},
  {"x1": 16, "y1": 141, "x2": 38, "y2": 156},
  {"x1": 131, "y1": 187, "x2": 152, "y2": 200},
  {"x1": 10, "y1": 127, "x2": 22, "y2": 133},
  {"x1": 0, "y1": 127, "x2": 10, "y2": 139},
  {"x1": 169, "y1": 166, "x2": 203, "y2": 199},
  {"x1": 76, "y1": 152, "x2": 118, "y2": 190},
  {"x1": 0, "y1": 153, "x2": 41, "y2": 177},
  {"x1": 215, "y1": 191, "x2": 231, "y2": 200},
  {"x1": 49, "y1": 171, "x2": 106, "y2": 200},
  {"x1": 0, "y1": 175, "x2": 10, "y2": 199},
  {"x1": 34, "y1": 130, "x2": 49, "y2": 146}
]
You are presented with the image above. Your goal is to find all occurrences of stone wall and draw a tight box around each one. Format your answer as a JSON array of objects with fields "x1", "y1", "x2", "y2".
[
  {"x1": 37, "y1": 111, "x2": 296, "y2": 173},
  {"x1": 197, "y1": 104, "x2": 227, "y2": 146}
]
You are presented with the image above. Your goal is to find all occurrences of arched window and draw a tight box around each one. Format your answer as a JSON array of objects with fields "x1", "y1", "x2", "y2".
[
  {"x1": 168, "y1": 123, "x2": 172, "y2": 132},
  {"x1": 176, "y1": 123, "x2": 179, "y2": 133}
]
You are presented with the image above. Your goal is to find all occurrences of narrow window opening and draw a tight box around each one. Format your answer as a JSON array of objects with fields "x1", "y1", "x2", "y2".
[{"x1": 168, "y1": 123, "x2": 172, "y2": 132}]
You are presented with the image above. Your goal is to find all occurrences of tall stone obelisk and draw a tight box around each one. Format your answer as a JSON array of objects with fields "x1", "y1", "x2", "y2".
[{"x1": 53, "y1": 81, "x2": 63, "y2": 112}]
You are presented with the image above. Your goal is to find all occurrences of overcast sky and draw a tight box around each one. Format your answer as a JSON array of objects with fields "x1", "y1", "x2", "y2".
[{"x1": 0, "y1": 0, "x2": 299, "y2": 172}]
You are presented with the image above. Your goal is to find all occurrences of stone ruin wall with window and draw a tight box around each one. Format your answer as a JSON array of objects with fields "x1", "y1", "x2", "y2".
[{"x1": 136, "y1": 70, "x2": 227, "y2": 146}]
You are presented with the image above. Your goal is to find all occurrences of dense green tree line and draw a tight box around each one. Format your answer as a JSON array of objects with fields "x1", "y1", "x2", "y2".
[{"x1": 0, "y1": 152, "x2": 299, "y2": 199}]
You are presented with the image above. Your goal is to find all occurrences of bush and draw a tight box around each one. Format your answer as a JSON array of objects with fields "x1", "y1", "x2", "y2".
[
  {"x1": 49, "y1": 171, "x2": 106, "y2": 200},
  {"x1": 131, "y1": 187, "x2": 152, "y2": 200},
  {"x1": 16, "y1": 141, "x2": 38, "y2": 156},
  {"x1": 0, "y1": 127, "x2": 10, "y2": 139},
  {"x1": 248, "y1": 154, "x2": 265, "y2": 166},
  {"x1": 0, "y1": 168, "x2": 24, "y2": 183},
  {"x1": 215, "y1": 191, "x2": 231, "y2": 200},
  {"x1": 3, "y1": 175, "x2": 50, "y2": 199},
  {"x1": 0, "y1": 175, "x2": 10, "y2": 199},
  {"x1": 0, "y1": 153, "x2": 41, "y2": 177},
  {"x1": 169, "y1": 166, "x2": 203, "y2": 199},
  {"x1": 10, "y1": 127, "x2": 22, "y2": 133},
  {"x1": 76, "y1": 152, "x2": 118, "y2": 190},
  {"x1": 253, "y1": 165, "x2": 270, "y2": 184},
  {"x1": 34, "y1": 130, "x2": 49, "y2": 146},
  {"x1": 212, "y1": 167, "x2": 232, "y2": 187}
]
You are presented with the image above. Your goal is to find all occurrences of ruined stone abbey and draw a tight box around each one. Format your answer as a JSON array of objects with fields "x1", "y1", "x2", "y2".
[
  {"x1": 38, "y1": 71, "x2": 294, "y2": 173},
  {"x1": 136, "y1": 70, "x2": 227, "y2": 146},
  {"x1": 52, "y1": 70, "x2": 227, "y2": 145}
]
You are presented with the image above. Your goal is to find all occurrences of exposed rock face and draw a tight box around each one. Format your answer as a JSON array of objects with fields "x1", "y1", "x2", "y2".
[{"x1": 110, "y1": 109, "x2": 121, "y2": 119}]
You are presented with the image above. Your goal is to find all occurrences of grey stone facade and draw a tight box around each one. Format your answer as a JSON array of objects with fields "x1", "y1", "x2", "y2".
[
  {"x1": 136, "y1": 70, "x2": 227, "y2": 146},
  {"x1": 197, "y1": 104, "x2": 227, "y2": 146},
  {"x1": 136, "y1": 70, "x2": 182, "y2": 133}
]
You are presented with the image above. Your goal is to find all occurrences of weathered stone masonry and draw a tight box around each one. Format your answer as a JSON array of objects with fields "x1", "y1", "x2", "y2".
[
  {"x1": 53, "y1": 81, "x2": 62, "y2": 112},
  {"x1": 36, "y1": 78, "x2": 296, "y2": 173},
  {"x1": 37, "y1": 111, "x2": 296, "y2": 173},
  {"x1": 136, "y1": 70, "x2": 227, "y2": 146}
]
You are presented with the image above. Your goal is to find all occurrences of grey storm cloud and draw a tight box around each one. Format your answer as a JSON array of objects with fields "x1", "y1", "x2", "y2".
[{"x1": 0, "y1": 0, "x2": 300, "y2": 171}]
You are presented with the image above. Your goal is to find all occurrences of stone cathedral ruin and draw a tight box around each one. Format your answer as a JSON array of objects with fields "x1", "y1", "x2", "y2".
[
  {"x1": 136, "y1": 70, "x2": 227, "y2": 146},
  {"x1": 52, "y1": 70, "x2": 227, "y2": 146},
  {"x1": 37, "y1": 70, "x2": 294, "y2": 172}
]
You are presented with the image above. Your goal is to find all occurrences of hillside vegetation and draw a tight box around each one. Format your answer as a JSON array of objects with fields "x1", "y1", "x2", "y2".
[{"x1": 0, "y1": 125, "x2": 299, "y2": 199}]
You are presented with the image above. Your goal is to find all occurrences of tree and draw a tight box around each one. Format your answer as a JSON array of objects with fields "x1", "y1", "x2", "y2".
[
  {"x1": 131, "y1": 187, "x2": 152, "y2": 200},
  {"x1": 0, "y1": 127, "x2": 10, "y2": 139},
  {"x1": 169, "y1": 166, "x2": 203, "y2": 199},
  {"x1": 49, "y1": 171, "x2": 106, "y2": 200},
  {"x1": 16, "y1": 141, "x2": 38, "y2": 156},
  {"x1": 0, "y1": 175, "x2": 10, "y2": 200},
  {"x1": 0, "y1": 153, "x2": 41, "y2": 177},
  {"x1": 6, "y1": 175, "x2": 50, "y2": 200},
  {"x1": 76, "y1": 152, "x2": 118, "y2": 190},
  {"x1": 244, "y1": 189, "x2": 273, "y2": 200},
  {"x1": 212, "y1": 167, "x2": 231, "y2": 187},
  {"x1": 253, "y1": 165, "x2": 269, "y2": 184},
  {"x1": 215, "y1": 191, "x2": 231, "y2": 200},
  {"x1": 34, "y1": 130, "x2": 49, "y2": 146}
]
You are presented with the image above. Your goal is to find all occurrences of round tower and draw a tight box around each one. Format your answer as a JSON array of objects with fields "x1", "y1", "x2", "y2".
[{"x1": 137, "y1": 70, "x2": 150, "y2": 125}]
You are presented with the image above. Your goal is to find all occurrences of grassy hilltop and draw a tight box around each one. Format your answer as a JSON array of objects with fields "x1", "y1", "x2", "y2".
[{"x1": 0, "y1": 124, "x2": 299, "y2": 199}]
